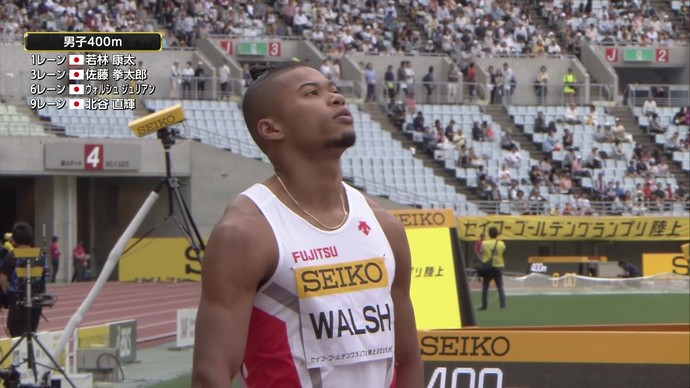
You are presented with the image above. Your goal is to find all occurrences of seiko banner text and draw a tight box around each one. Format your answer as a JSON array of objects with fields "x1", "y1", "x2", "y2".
[
  {"x1": 458, "y1": 216, "x2": 690, "y2": 241},
  {"x1": 643, "y1": 253, "x2": 690, "y2": 276},
  {"x1": 119, "y1": 238, "x2": 202, "y2": 281}
]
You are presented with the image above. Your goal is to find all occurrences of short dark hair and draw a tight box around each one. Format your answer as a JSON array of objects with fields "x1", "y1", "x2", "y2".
[
  {"x1": 488, "y1": 226, "x2": 499, "y2": 238},
  {"x1": 11, "y1": 222, "x2": 33, "y2": 246},
  {"x1": 618, "y1": 260, "x2": 626, "y2": 266},
  {"x1": 241, "y1": 61, "x2": 311, "y2": 146}
]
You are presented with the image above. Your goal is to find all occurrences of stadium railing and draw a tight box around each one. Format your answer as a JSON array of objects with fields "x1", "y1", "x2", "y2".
[{"x1": 625, "y1": 84, "x2": 690, "y2": 108}]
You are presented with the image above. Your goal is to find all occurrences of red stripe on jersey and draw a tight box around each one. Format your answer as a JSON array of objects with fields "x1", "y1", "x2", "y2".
[{"x1": 243, "y1": 307, "x2": 301, "y2": 387}]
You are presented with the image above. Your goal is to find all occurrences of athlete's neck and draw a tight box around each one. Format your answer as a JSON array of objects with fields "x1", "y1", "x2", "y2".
[{"x1": 273, "y1": 161, "x2": 345, "y2": 214}]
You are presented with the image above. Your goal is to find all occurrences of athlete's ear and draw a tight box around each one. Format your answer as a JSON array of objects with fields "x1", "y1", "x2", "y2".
[{"x1": 257, "y1": 118, "x2": 284, "y2": 143}]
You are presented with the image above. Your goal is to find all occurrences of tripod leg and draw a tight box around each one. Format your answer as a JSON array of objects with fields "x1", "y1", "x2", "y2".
[
  {"x1": 0, "y1": 335, "x2": 25, "y2": 366},
  {"x1": 169, "y1": 179, "x2": 206, "y2": 255},
  {"x1": 30, "y1": 333, "x2": 77, "y2": 388}
]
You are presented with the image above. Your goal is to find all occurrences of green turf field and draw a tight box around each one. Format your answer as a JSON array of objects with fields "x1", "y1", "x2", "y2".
[{"x1": 471, "y1": 291, "x2": 690, "y2": 327}]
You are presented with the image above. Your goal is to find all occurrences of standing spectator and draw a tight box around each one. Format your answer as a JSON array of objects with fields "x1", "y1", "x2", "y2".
[
  {"x1": 396, "y1": 61, "x2": 407, "y2": 96},
  {"x1": 319, "y1": 58, "x2": 333, "y2": 80},
  {"x1": 478, "y1": 227, "x2": 506, "y2": 311},
  {"x1": 502, "y1": 63, "x2": 515, "y2": 104},
  {"x1": 50, "y1": 235, "x2": 60, "y2": 283},
  {"x1": 384, "y1": 65, "x2": 396, "y2": 106},
  {"x1": 642, "y1": 95, "x2": 658, "y2": 117},
  {"x1": 242, "y1": 63, "x2": 252, "y2": 94},
  {"x1": 364, "y1": 62, "x2": 376, "y2": 103},
  {"x1": 181, "y1": 61, "x2": 194, "y2": 99},
  {"x1": 487, "y1": 65, "x2": 498, "y2": 104},
  {"x1": 448, "y1": 62, "x2": 460, "y2": 104},
  {"x1": 170, "y1": 60, "x2": 180, "y2": 98},
  {"x1": 563, "y1": 68, "x2": 577, "y2": 105},
  {"x1": 422, "y1": 66, "x2": 435, "y2": 103},
  {"x1": 218, "y1": 59, "x2": 230, "y2": 100},
  {"x1": 72, "y1": 241, "x2": 88, "y2": 282},
  {"x1": 535, "y1": 65, "x2": 548, "y2": 105},
  {"x1": 195, "y1": 61, "x2": 205, "y2": 99},
  {"x1": 465, "y1": 62, "x2": 476, "y2": 103},
  {"x1": 404, "y1": 61, "x2": 416, "y2": 96}
]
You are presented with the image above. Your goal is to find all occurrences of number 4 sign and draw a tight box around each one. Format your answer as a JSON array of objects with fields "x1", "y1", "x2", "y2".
[{"x1": 84, "y1": 144, "x2": 103, "y2": 170}]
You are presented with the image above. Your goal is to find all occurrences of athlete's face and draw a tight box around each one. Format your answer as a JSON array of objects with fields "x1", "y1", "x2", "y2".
[{"x1": 273, "y1": 66, "x2": 356, "y2": 151}]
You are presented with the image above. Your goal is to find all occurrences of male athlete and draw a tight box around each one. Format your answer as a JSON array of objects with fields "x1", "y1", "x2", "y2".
[{"x1": 192, "y1": 62, "x2": 423, "y2": 387}]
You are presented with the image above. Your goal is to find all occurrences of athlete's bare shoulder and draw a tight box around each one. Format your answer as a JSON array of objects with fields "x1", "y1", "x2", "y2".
[{"x1": 203, "y1": 192, "x2": 277, "y2": 285}]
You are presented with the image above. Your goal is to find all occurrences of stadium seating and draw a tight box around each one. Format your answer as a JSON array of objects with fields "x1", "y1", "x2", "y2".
[
  {"x1": 0, "y1": 103, "x2": 52, "y2": 137},
  {"x1": 144, "y1": 99, "x2": 479, "y2": 215}
]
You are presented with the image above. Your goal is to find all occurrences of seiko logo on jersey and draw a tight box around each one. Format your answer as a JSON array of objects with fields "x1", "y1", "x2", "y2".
[
  {"x1": 295, "y1": 258, "x2": 389, "y2": 298},
  {"x1": 309, "y1": 303, "x2": 393, "y2": 339},
  {"x1": 291, "y1": 246, "x2": 339, "y2": 263}
]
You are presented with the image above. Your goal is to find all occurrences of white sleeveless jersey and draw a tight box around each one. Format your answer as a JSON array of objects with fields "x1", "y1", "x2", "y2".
[{"x1": 240, "y1": 183, "x2": 396, "y2": 388}]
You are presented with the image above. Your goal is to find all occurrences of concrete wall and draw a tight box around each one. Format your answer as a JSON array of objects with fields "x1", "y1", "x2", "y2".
[
  {"x1": 580, "y1": 45, "x2": 618, "y2": 101},
  {"x1": 0, "y1": 136, "x2": 191, "y2": 177}
]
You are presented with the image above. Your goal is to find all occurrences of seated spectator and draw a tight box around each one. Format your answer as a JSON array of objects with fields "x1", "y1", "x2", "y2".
[
  {"x1": 562, "y1": 128, "x2": 574, "y2": 150},
  {"x1": 584, "y1": 105, "x2": 598, "y2": 126},
  {"x1": 528, "y1": 188, "x2": 547, "y2": 215},
  {"x1": 651, "y1": 159, "x2": 670, "y2": 177},
  {"x1": 571, "y1": 155, "x2": 591, "y2": 178},
  {"x1": 513, "y1": 190, "x2": 529, "y2": 214},
  {"x1": 483, "y1": 122, "x2": 495, "y2": 142},
  {"x1": 412, "y1": 111, "x2": 425, "y2": 132},
  {"x1": 648, "y1": 113, "x2": 667, "y2": 134},
  {"x1": 652, "y1": 183, "x2": 667, "y2": 201},
  {"x1": 593, "y1": 125, "x2": 607, "y2": 143},
  {"x1": 498, "y1": 164, "x2": 513, "y2": 186},
  {"x1": 543, "y1": 129, "x2": 562, "y2": 153},
  {"x1": 626, "y1": 160, "x2": 638, "y2": 177},
  {"x1": 585, "y1": 147, "x2": 602, "y2": 169},
  {"x1": 529, "y1": 165, "x2": 544, "y2": 186},
  {"x1": 457, "y1": 144, "x2": 469, "y2": 168},
  {"x1": 562, "y1": 149, "x2": 576, "y2": 172},
  {"x1": 562, "y1": 202, "x2": 575, "y2": 215},
  {"x1": 534, "y1": 111, "x2": 547, "y2": 133},
  {"x1": 500, "y1": 129, "x2": 516, "y2": 150},
  {"x1": 613, "y1": 118, "x2": 633, "y2": 142},
  {"x1": 563, "y1": 103, "x2": 581, "y2": 124},
  {"x1": 672, "y1": 107, "x2": 688, "y2": 125},
  {"x1": 611, "y1": 194, "x2": 627, "y2": 215},
  {"x1": 445, "y1": 120, "x2": 457, "y2": 141},
  {"x1": 471, "y1": 121, "x2": 484, "y2": 141},
  {"x1": 675, "y1": 183, "x2": 688, "y2": 202},
  {"x1": 505, "y1": 146, "x2": 523, "y2": 168},
  {"x1": 612, "y1": 140, "x2": 627, "y2": 161},
  {"x1": 508, "y1": 181, "x2": 519, "y2": 200},
  {"x1": 540, "y1": 156, "x2": 553, "y2": 175},
  {"x1": 577, "y1": 194, "x2": 593, "y2": 215},
  {"x1": 559, "y1": 173, "x2": 573, "y2": 194},
  {"x1": 665, "y1": 131, "x2": 681, "y2": 152},
  {"x1": 468, "y1": 147, "x2": 483, "y2": 167},
  {"x1": 642, "y1": 95, "x2": 658, "y2": 117}
]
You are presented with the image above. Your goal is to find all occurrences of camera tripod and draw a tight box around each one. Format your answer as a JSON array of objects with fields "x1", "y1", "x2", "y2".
[
  {"x1": 0, "y1": 257, "x2": 75, "y2": 388},
  {"x1": 53, "y1": 123, "x2": 205, "y2": 359},
  {"x1": 123, "y1": 126, "x2": 206, "y2": 273}
]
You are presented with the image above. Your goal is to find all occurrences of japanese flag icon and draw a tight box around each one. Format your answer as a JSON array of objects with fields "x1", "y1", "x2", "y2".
[
  {"x1": 69, "y1": 69, "x2": 84, "y2": 80},
  {"x1": 69, "y1": 54, "x2": 84, "y2": 66},
  {"x1": 69, "y1": 84, "x2": 84, "y2": 95},
  {"x1": 68, "y1": 99, "x2": 85, "y2": 109}
]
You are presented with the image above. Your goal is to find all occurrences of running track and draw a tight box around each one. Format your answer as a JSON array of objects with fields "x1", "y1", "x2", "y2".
[{"x1": 0, "y1": 281, "x2": 202, "y2": 347}]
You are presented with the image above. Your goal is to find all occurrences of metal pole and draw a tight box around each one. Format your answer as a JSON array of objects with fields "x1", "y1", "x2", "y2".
[{"x1": 52, "y1": 191, "x2": 160, "y2": 360}]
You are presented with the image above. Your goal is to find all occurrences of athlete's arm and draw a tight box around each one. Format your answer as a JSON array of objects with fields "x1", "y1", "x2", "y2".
[
  {"x1": 369, "y1": 200, "x2": 424, "y2": 388},
  {"x1": 192, "y1": 197, "x2": 277, "y2": 387}
]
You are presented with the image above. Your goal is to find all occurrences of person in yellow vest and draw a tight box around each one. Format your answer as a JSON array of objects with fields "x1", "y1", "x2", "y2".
[
  {"x1": 563, "y1": 68, "x2": 577, "y2": 105},
  {"x1": 478, "y1": 226, "x2": 506, "y2": 310},
  {"x1": 2, "y1": 233, "x2": 12, "y2": 252}
]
